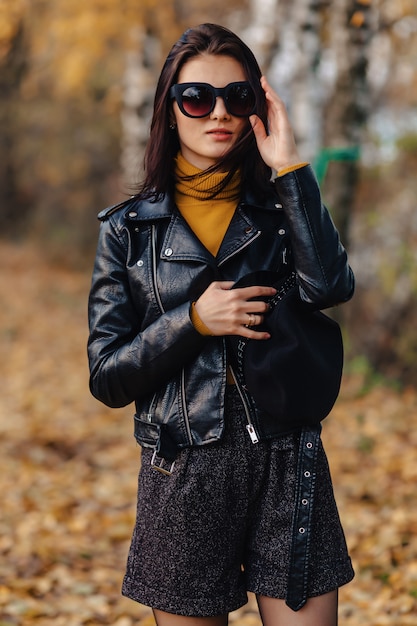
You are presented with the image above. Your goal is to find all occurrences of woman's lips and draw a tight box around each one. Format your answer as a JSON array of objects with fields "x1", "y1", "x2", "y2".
[{"x1": 207, "y1": 128, "x2": 233, "y2": 140}]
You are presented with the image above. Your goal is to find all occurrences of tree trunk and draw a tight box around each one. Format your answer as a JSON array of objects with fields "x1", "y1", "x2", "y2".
[
  {"x1": 243, "y1": 0, "x2": 328, "y2": 162},
  {"x1": 120, "y1": 27, "x2": 160, "y2": 190},
  {"x1": 119, "y1": 3, "x2": 185, "y2": 190},
  {"x1": 321, "y1": 0, "x2": 375, "y2": 247},
  {"x1": 0, "y1": 21, "x2": 27, "y2": 237}
]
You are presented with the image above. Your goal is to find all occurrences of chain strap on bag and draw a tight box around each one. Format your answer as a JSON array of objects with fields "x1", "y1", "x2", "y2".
[{"x1": 229, "y1": 270, "x2": 343, "y2": 430}]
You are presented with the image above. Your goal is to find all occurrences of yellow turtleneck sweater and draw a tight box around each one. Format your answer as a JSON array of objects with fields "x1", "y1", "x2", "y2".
[{"x1": 174, "y1": 152, "x2": 241, "y2": 257}]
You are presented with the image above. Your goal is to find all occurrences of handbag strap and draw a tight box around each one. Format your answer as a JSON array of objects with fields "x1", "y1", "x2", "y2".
[
  {"x1": 268, "y1": 271, "x2": 297, "y2": 307},
  {"x1": 234, "y1": 271, "x2": 297, "y2": 385}
]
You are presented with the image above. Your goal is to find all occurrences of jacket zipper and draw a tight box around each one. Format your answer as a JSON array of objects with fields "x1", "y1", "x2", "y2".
[
  {"x1": 180, "y1": 370, "x2": 193, "y2": 445},
  {"x1": 217, "y1": 223, "x2": 264, "y2": 443},
  {"x1": 146, "y1": 392, "x2": 158, "y2": 422},
  {"x1": 151, "y1": 224, "x2": 193, "y2": 445},
  {"x1": 229, "y1": 364, "x2": 259, "y2": 443},
  {"x1": 151, "y1": 225, "x2": 165, "y2": 313}
]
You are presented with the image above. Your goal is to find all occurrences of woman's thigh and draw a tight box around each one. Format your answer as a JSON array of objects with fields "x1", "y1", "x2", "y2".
[
  {"x1": 256, "y1": 590, "x2": 338, "y2": 626},
  {"x1": 153, "y1": 608, "x2": 229, "y2": 626}
]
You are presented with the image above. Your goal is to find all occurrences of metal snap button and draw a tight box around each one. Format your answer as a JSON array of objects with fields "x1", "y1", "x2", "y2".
[
  {"x1": 275, "y1": 203, "x2": 282, "y2": 209},
  {"x1": 164, "y1": 248, "x2": 173, "y2": 256},
  {"x1": 278, "y1": 228, "x2": 286, "y2": 235},
  {"x1": 299, "y1": 527, "x2": 306, "y2": 534},
  {"x1": 136, "y1": 260, "x2": 144, "y2": 267},
  {"x1": 306, "y1": 442, "x2": 313, "y2": 449},
  {"x1": 304, "y1": 471, "x2": 311, "y2": 478},
  {"x1": 128, "y1": 211, "x2": 137, "y2": 218},
  {"x1": 302, "y1": 499, "x2": 308, "y2": 506}
]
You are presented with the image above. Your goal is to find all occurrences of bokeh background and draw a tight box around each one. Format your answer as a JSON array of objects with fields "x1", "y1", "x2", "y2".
[{"x1": 1, "y1": 1, "x2": 417, "y2": 625}]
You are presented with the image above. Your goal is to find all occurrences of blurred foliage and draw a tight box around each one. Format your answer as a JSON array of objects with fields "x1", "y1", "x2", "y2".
[
  {"x1": 345, "y1": 135, "x2": 417, "y2": 383},
  {"x1": 396, "y1": 132, "x2": 417, "y2": 153}
]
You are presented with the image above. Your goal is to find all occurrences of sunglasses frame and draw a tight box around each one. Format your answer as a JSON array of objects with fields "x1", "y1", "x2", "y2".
[{"x1": 169, "y1": 81, "x2": 256, "y2": 118}]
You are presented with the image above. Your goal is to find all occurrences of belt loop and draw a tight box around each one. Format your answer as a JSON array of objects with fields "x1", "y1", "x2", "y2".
[{"x1": 286, "y1": 425, "x2": 321, "y2": 611}]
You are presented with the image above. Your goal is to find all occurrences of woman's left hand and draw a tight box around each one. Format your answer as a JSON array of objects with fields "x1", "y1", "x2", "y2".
[{"x1": 250, "y1": 76, "x2": 302, "y2": 174}]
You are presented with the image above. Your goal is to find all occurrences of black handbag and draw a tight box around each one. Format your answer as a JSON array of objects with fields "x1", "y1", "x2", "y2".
[{"x1": 229, "y1": 270, "x2": 343, "y2": 429}]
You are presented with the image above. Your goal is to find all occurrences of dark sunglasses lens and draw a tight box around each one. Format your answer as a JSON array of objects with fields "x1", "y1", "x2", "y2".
[
  {"x1": 227, "y1": 84, "x2": 256, "y2": 116},
  {"x1": 181, "y1": 85, "x2": 213, "y2": 117}
]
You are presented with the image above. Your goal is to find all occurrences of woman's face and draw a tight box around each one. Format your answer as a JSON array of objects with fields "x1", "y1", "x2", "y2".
[{"x1": 172, "y1": 54, "x2": 249, "y2": 170}]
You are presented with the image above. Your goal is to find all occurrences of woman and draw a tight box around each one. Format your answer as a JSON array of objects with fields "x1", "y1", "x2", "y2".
[{"x1": 88, "y1": 23, "x2": 355, "y2": 626}]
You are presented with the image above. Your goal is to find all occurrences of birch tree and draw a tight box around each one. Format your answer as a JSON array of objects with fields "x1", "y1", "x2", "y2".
[
  {"x1": 243, "y1": 1, "x2": 331, "y2": 162},
  {"x1": 321, "y1": 0, "x2": 375, "y2": 246},
  {"x1": 120, "y1": 27, "x2": 159, "y2": 189}
]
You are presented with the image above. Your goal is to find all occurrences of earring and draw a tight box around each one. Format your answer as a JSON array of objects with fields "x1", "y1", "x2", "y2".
[{"x1": 169, "y1": 122, "x2": 177, "y2": 130}]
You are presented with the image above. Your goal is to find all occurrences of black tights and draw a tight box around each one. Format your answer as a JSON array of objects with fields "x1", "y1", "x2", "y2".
[{"x1": 152, "y1": 590, "x2": 338, "y2": 626}]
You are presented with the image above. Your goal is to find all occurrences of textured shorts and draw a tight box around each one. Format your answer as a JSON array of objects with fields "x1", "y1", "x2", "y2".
[{"x1": 122, "y1": 386, "x2": 354, "y2": 616}]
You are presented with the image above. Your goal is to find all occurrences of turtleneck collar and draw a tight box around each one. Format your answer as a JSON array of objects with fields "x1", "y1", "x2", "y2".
[{"x1": 174, "y1": 152, "x2": 241, "y2": 201}]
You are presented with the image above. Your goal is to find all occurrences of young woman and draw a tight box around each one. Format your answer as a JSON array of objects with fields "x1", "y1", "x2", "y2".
[{"x1": 88, "y1": 23, "x2": 355, "y2": 626}]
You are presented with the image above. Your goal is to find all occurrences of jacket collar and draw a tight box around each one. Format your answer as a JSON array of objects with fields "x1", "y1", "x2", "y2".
[
  {"x1": 112, "y1": 187, "x2": 278, "y2": 266},
  {"x1": 125, "y1": 193, "x2": 174, "y2": 221},
  {"x1": 121, "y1": 185, "x2": 269, "y2": 222},
  {"x1": 153, "y1": 203, "x2": 263, "y2": 267},
  {"x1": 97, "y1": 193, "x2": 175, "y2": 222}
]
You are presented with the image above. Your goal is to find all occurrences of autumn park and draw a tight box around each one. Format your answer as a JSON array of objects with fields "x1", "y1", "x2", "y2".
[{"x1": 1, "y1": 1, "x2": 417, "y2": 625}]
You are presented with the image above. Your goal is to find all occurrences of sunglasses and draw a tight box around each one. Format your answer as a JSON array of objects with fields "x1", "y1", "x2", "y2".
[{"x1": 170, "y1": 81, "x2": 256, "y2": 118}]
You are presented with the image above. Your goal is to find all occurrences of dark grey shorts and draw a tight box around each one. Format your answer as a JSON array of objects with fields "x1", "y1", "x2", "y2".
[{"x1": 122, "y1": 386, "x2": 354, "y2": 616}]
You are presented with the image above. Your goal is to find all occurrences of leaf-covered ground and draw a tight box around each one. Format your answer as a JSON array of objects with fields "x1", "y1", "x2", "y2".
[{"x1": 1, "y1": 242, "x2": 416, "y2": 626}]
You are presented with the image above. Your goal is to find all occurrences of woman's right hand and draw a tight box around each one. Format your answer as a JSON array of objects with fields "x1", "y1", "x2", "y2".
[
  {"x1": 250, "y1": 76, "x2": 302, "y2": 173},
  {"x1": 194, "y1": 281, "x2": 276, "y2": 339}
]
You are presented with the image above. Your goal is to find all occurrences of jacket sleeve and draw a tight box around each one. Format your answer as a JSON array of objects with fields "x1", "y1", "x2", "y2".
[
  {"x1": 87, "y1": 218, "x2": 207, "y2": 408},
  {"x1": 274, "y1": 165, "x2": 355, "y2": 309}
]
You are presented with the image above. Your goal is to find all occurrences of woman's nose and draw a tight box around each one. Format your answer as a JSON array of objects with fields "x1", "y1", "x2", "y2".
[{"x1": 210, "y1": 97, "x2": 230, "y2": 119}]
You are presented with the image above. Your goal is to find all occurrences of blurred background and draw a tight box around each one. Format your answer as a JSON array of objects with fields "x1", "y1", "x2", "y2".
[{"x1": 1, "y1": 1, "x2": 417, "y2": 625}]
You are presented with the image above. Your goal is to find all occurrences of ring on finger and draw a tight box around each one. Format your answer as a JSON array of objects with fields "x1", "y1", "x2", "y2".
[{"x1": 248, "y1": 314, "x2": 255, "y2": 327}]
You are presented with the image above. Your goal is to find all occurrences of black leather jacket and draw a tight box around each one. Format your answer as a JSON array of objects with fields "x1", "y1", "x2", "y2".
[{"x1": 88, "y1": 165, "x2": 354, "y2": 461}]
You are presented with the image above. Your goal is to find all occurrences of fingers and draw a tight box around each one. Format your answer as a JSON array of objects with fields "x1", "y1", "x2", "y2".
[
  {"x1": 241, "y1": 312, "x2": 270, "y2": 341},
  {"x1": 224, "y1": 285, "x2": 273, "y2": 337},
  {"x1": 242, "y1": 327, "x2": 270, "y2": 340},
  {"x1": 249, "y1": 114, "x2": 267, "y2": 143},
  {"x1": 244, "y1": 312, "x2": 264, "y2": 328},
  {"x1": 255, "y1": 76, "x2": 301, "y2": 170},
  {"x1": 237, "y1": 285, "x2": 276, "y2": 300},
  {"x1": 260, "y1": 76, "x2": 287, "y2": 116},
  {"x1": 229, "y1": 284, "x2": 274, "y2": 340},
  {"x1": 194, "y1": 281, "x2": 276, "y2": 339},
  {"x1": 246, "y1": 313, "x2": 257, "y2": 327}
]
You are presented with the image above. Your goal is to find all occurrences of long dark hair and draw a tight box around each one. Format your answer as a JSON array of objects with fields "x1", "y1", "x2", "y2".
[{"x1": 138, "y1": 23, "x2": 271, "y2": 200}]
